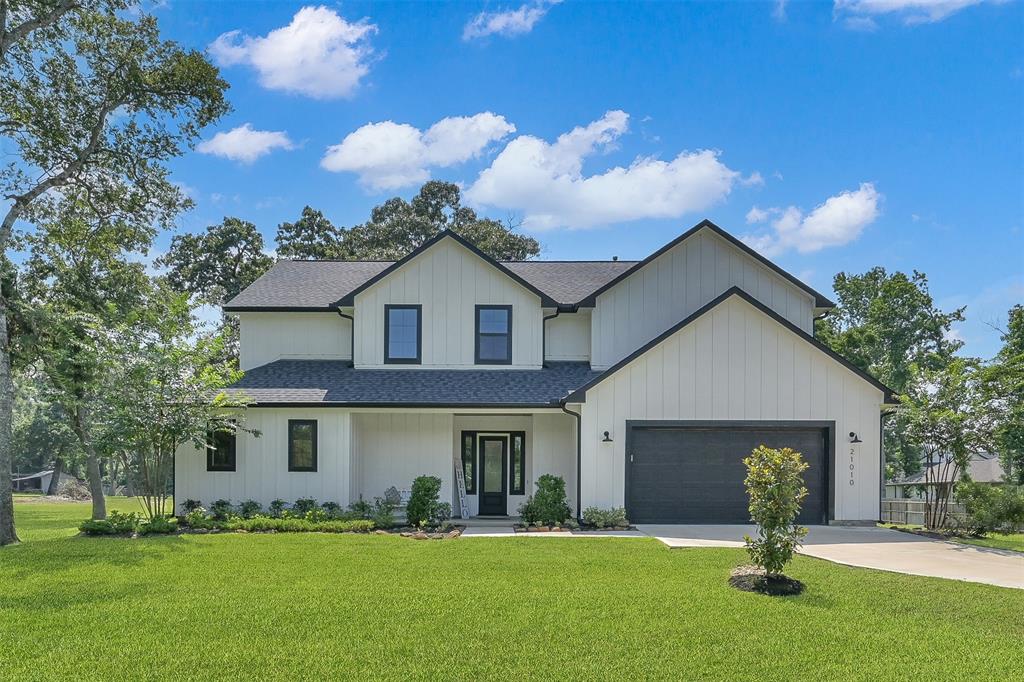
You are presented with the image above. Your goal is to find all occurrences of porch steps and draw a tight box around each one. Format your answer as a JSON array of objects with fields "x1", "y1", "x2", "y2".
[{"x1": 454, "y1": 454, "x2": 470, "y2": 519}]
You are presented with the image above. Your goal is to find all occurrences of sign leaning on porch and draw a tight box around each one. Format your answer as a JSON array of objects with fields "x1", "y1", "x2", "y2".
[{"x1": 453, "y1": 454, "x2": 470, "y2": 519}]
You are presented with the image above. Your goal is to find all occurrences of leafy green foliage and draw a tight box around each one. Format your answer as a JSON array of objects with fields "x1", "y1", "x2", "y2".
[
  {"x1": 238, "y1": 500, "x2": 263, "y2": 519},
  {"x1": 138, "y1": 516, "x2": 177, "y2": 535},
  {"x1": 209, "y1": 499, "x2": 233, "y2": 522},
  {"x1": 582, "y1": 507, "x2": 629, "y2": 528},
  {"x1": 81, "y1": 509, "x2": 139, "y2": 535},
  {"x1": 955, "y1": 481, "x2": 1024, "y2": 536},
  {"x1": 519, "y1": 474, "x2": 571, "y2": 525},
  {"x1": 984, "y1": 305, "x2": 1024, "y2": 484},
  {"x1": 815, "y1": 268, "x2": 965, "y2": 478},
  {"x1": 78, "y1": 518, "x2": 117, "y2": 535},
  {"x1": 742, "y1": 446, "x2": 809, "y2": 576},
  {"x1": 268, "y1": 499, "x2": 287, "y2": 518},
  {"x1": 292, "y1": 498, "x2": 318, "y2": 516},
  {"x1": 275, "y1": 206, "x2": 349, "y2": 260},
  {"x1": 158, "y1": 218, "x2": 274, "y2": 306},
  {"x1": 182, "y1": 499, "x2": 203, "y2": 513},
  {"x1": 406, "y1": 475, "x2": 447, "y2": 527}
]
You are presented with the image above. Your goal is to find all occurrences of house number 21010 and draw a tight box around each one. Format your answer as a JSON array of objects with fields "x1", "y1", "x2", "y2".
[{"x1": 849, "y1": 447, "x2": 856, "y2": 486}]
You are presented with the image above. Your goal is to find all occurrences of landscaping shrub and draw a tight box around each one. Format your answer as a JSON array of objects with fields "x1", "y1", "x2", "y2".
[
  {"x1": 238, "y1": 499, "x2": 263, "y2": 519},
  {"x1": 406, "y1": 476, "x2": 446, "y2": 527},
  {"x1": 109, "y1": 510, "x2": 141, "y2": 534},
  {"x1": 582, "y1": 506, "x2": 629, "y2": 528},
  {"x1": 293, "y1": 498, "x2": 319, "y2": 515},
  {"x1": 371, "y1": 497, "x2": 396, "y2": 528},
  {"x1": 224, "y1": 517, "x2": 374, "y2": 533},
  {"x1": 519, "y1": 474, "x2": 571, "y2": 525},
  {"x1": 321, "y1": 502, "x2": 343, "y2": 518},
  {"x1": 209, "y1": 499, "x2": 234, "y2": 521},
  {"x1": 184, "y1": 507, "x2": 218, "y2": 530},
  {"x1": 956, "y1": 482, "x2": 1024, "y2": 536},
  {"x1": 742, "y1": 446, "x2": 808, "y2": 577},
  {"x1": 348, "y1": 497, "x2": 373, "y2": 519},
  {"x1": 79, "y1": 519, "x2": 118, "y2": 535},
  {"x1": 268, "y1": 499, "x2": 287, "y2": 518},
  {"x1": 304, "y1": 509, "x2": 329, "y2": 523},
  {"x1": 138, "y1": 516, "x2": 178, "y2": 535},
  {"x1": 182, "y1": 499, "x2": 203, "y2": 513}
]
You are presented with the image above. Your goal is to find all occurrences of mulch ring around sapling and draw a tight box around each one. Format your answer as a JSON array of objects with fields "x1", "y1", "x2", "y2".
[{"x1": 729, "y1": 565, "x2": 805, "y2": 596}]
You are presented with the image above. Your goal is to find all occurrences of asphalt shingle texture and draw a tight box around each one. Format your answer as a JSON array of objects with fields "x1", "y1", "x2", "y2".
[
  {"x1": 223, "y1": 259, "x2": 639, "y2": 309},
  {"x1": 227, "y1": 359, "x2": 601, "y2": 406}
]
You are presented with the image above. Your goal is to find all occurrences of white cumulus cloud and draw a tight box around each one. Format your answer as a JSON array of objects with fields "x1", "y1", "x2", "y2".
[
  {"x1": 464, "y1": 110, "x2": 740, "y2": 230},
  {"x1": 320, "y1": 113, "x2": 516, "y2": 190},
  {"x1": 463, "y1": 0, "x2": 561, "y2": 40},
  {"x1": 196, "y1": 123, "x2": 295, "y2": 164},
  {"x1": 208, "y1": 6, "x2": 377, "y2": 99},
  {"x1": 834, "y1": 0, "x2": 990, "y2": 26},
  {"x1": 741, "y1": 183, "x2": 882, "y2": 256}
]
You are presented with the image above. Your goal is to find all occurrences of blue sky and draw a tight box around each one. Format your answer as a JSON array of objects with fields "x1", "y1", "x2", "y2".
[{"x1": 155, "y1": 1, "x2": 1022, "y2": 359}]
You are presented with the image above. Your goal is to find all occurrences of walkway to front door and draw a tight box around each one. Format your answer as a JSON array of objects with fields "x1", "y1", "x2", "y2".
[{"x1": 478, "y1": 435, "x2": 507, "y2": 515}]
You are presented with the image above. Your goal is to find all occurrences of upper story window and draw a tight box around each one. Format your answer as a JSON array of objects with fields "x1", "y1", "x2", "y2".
[
  {"x1": 206, "y1": 423, "x2": 236, "y2": 472},
  {"x1": 384, "y1": 304, "x2": 421, "y2": 364},
  {"x1": 475, "y1": 305, "x2": 512, "y2": 365},
  {"x1": 288, "y1": 419, "x2": 318, "y2": 472}
]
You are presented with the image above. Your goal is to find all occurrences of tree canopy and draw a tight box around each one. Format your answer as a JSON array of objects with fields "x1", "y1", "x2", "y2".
[{"x1": 985, "y1": 305, "x2": 1024, "y2": 483}]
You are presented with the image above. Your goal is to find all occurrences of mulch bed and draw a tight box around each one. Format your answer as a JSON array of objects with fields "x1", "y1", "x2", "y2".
[
  {"x1": 729, "y1": 565, "x2": 805, "y2": 596},
  {"x1": 512, "y1": 524, "x2": 636, "y2": 533}
]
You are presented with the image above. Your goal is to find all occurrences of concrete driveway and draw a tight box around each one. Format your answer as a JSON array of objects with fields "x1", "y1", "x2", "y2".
[{"x1": 637, "y1": 524, "x2": 1024, "y2": 590}]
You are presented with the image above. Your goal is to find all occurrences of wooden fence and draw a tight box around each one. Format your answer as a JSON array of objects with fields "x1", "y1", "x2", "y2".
[{"x1": 880, "y1": 498, "x2": 966, "y2": 526}]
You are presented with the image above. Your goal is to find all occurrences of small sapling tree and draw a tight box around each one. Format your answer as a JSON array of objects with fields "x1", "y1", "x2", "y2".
[{"x1": 742, "y1": 446, "x2": 809, "y2": 578}]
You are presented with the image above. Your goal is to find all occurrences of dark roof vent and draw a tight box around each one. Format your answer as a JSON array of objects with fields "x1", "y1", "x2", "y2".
[{"x1": 612, "y1": 255, "x2": 618, "y2": 261}]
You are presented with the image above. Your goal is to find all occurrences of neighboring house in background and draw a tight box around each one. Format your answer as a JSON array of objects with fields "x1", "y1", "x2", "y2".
[
  {"x1": 175, "y1": 220, "x2": 896, "y2": 524},
  {"x1": 885, "y1": 453, "x2": 1006, "y2": 500},
  {"x1": 11, "y1": 470, "x2": 77, "y2": 493}
]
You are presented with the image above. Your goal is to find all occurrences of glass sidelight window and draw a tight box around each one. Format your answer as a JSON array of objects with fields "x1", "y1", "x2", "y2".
[
  {"x1": 475, "y1": 305, "x2": 512, "y2": 364},
  {"x1": 461, "y1": 431, "x2": 477, "y2": 494},
  {"x1": 510, "y1": 432, "x2": 525, "y2": 494}
]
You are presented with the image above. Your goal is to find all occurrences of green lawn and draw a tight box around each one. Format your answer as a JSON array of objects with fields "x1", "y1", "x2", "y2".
[
  {"x1": 3, "y1": 500, "x2": 1022, "y2": 680},
  {"x1": 955, "y1": 533, "x2": 1024, "y2": 552}
]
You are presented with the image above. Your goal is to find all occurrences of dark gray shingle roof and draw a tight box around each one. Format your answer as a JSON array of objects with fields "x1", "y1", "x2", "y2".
[
  {"x1": 223, "y1": 259, "x2": 638, "y2": 310},
  {"x1": 227, "y1": 360, "x2": 601, "y2": 406},
  {"x1": 224, "y1": 261, "x2": 393, "y2": 310},
  {"x1": 891, "y1": 454, "x2": 1005, "y2": 486}
]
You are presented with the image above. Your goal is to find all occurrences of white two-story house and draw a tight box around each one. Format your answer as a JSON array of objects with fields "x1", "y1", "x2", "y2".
[{"x1": 175, "y1": 220, "x2": 895, "y2": 524}]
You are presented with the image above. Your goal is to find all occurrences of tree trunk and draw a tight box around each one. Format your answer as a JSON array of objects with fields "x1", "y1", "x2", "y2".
[
  {"x1": 0, "y1": 305, "x2": 18, "y2": 545},
  {"x1": 46, "y1": 456, "x2": 65, "y2": 495},
  {"x1": 71, "y1": 405, "x2": 106, "y2": 520}
]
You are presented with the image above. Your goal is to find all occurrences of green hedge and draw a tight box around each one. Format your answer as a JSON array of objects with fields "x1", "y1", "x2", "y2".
[{"x1": 223, "y1": 517, "x2": 375, "y2": 533}]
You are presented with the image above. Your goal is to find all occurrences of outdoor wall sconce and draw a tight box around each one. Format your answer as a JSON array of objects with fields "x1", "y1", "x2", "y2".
[
  {"x1": 602, "y1": 431, "x2": 613, "y2": 442},
  {"x1": 848, "y1": 432, "x2": 862, "y2": 443}
]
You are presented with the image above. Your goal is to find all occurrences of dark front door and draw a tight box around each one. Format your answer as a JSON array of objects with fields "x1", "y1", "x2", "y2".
[
  {"x1": 478, "y1": 436, "x2": 508, "y2": 515},
  {"x1": 626, "y1": 423, "x2": 829, "y2": 524}
]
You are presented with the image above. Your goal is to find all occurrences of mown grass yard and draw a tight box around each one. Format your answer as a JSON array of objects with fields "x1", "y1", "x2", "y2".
[{"x1": 3, "y1": 498, "x2": 1022, "y2": 681}]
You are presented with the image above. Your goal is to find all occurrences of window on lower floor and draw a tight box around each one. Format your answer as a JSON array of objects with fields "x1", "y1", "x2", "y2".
[
  {"x1": 461, "y1": 431, "x2": 477, "y2": 494},
  {"x1": 510, "y1": 431, "x2": 525, "y2": 495},
  {"x1": 207, "y1": 423, "x2": 236, "y2": 472},
  {"x1": 288, "y1": 420, "x2": 318, "y2": 472}
]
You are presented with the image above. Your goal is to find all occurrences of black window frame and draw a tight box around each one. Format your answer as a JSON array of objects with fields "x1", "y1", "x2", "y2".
[
  {"x1": 509, "y1": 431, "x2": 526, "y2": 495},
  {"x1": 287, "y1": 419, "x2": 318, "y2": 472},
  {"x1": 475, "y1": 305, "x2": 513, "y2": 365},
  {"x1": 461, "y1": 430, "x2": 477, "y2": 495},
  {"x1": 384, "y1": 304, "x2": 422, "y2": 365},
  {"x1": 206, "y1": 422, "x2": 237, "y2": 472}
]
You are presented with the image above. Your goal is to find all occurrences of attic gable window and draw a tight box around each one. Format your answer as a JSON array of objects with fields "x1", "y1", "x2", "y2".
[
  {"x1": 475, "y1": 305, "x2": 512, "y2": 365},
  {"x1": 384, "y1": 304, "x2": 421, "y2": 364}
]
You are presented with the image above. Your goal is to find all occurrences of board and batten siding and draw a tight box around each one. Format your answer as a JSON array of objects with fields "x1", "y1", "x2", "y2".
[
  {"x1": 544, "y1": 311, "x2": 591, "y2": 362},
  {"x1": 237, "y1": 312, "x2": 351, "y2": 371},
  {"x1": 353, "y1": 238, "x2": 543, "y2": 368},
  {"x1": 578, "y1": 295, "x2": 884, "y2": 522},
  {"x1": 590, "y1": 228, "x2": 816, "y2": 369},
  {"x1": 174, "y1": 408, "x2": 352, "y2": 513},
  {"x1": 351, "y1": 413, "x2": 454, "y2": 505}
]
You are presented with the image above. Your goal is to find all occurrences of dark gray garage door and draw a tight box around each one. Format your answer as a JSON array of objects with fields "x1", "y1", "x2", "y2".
[{"x1": 626, "y1": 423, "x2": 829, "y2": 524}]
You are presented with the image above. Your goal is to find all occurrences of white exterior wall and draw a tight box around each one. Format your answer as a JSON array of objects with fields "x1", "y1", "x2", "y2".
[
  {"x1": 591, "y1": 228, "x2": 816, "y2": 369},
  {"x1": 579, "y1": 295, "x2": 884, "y2": 522},
  {"x1": 545, "y1": 311, "x2": 591, "y2": 362},
  {"x1": 237, "y1": 312, "x2": 351, "y2": 371},
  {"x1": 451, "y1": 414, "x2": 576, "y2": 516},
  {"x1": 353, "y1": 238, "x2": 543, "y2": 368},
  {"x1": 174, "y1": 408, "x2": 352, "y2": 513},
  {"x1": 351, "y1": 412, "x2": 454, "y2": 505}
]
